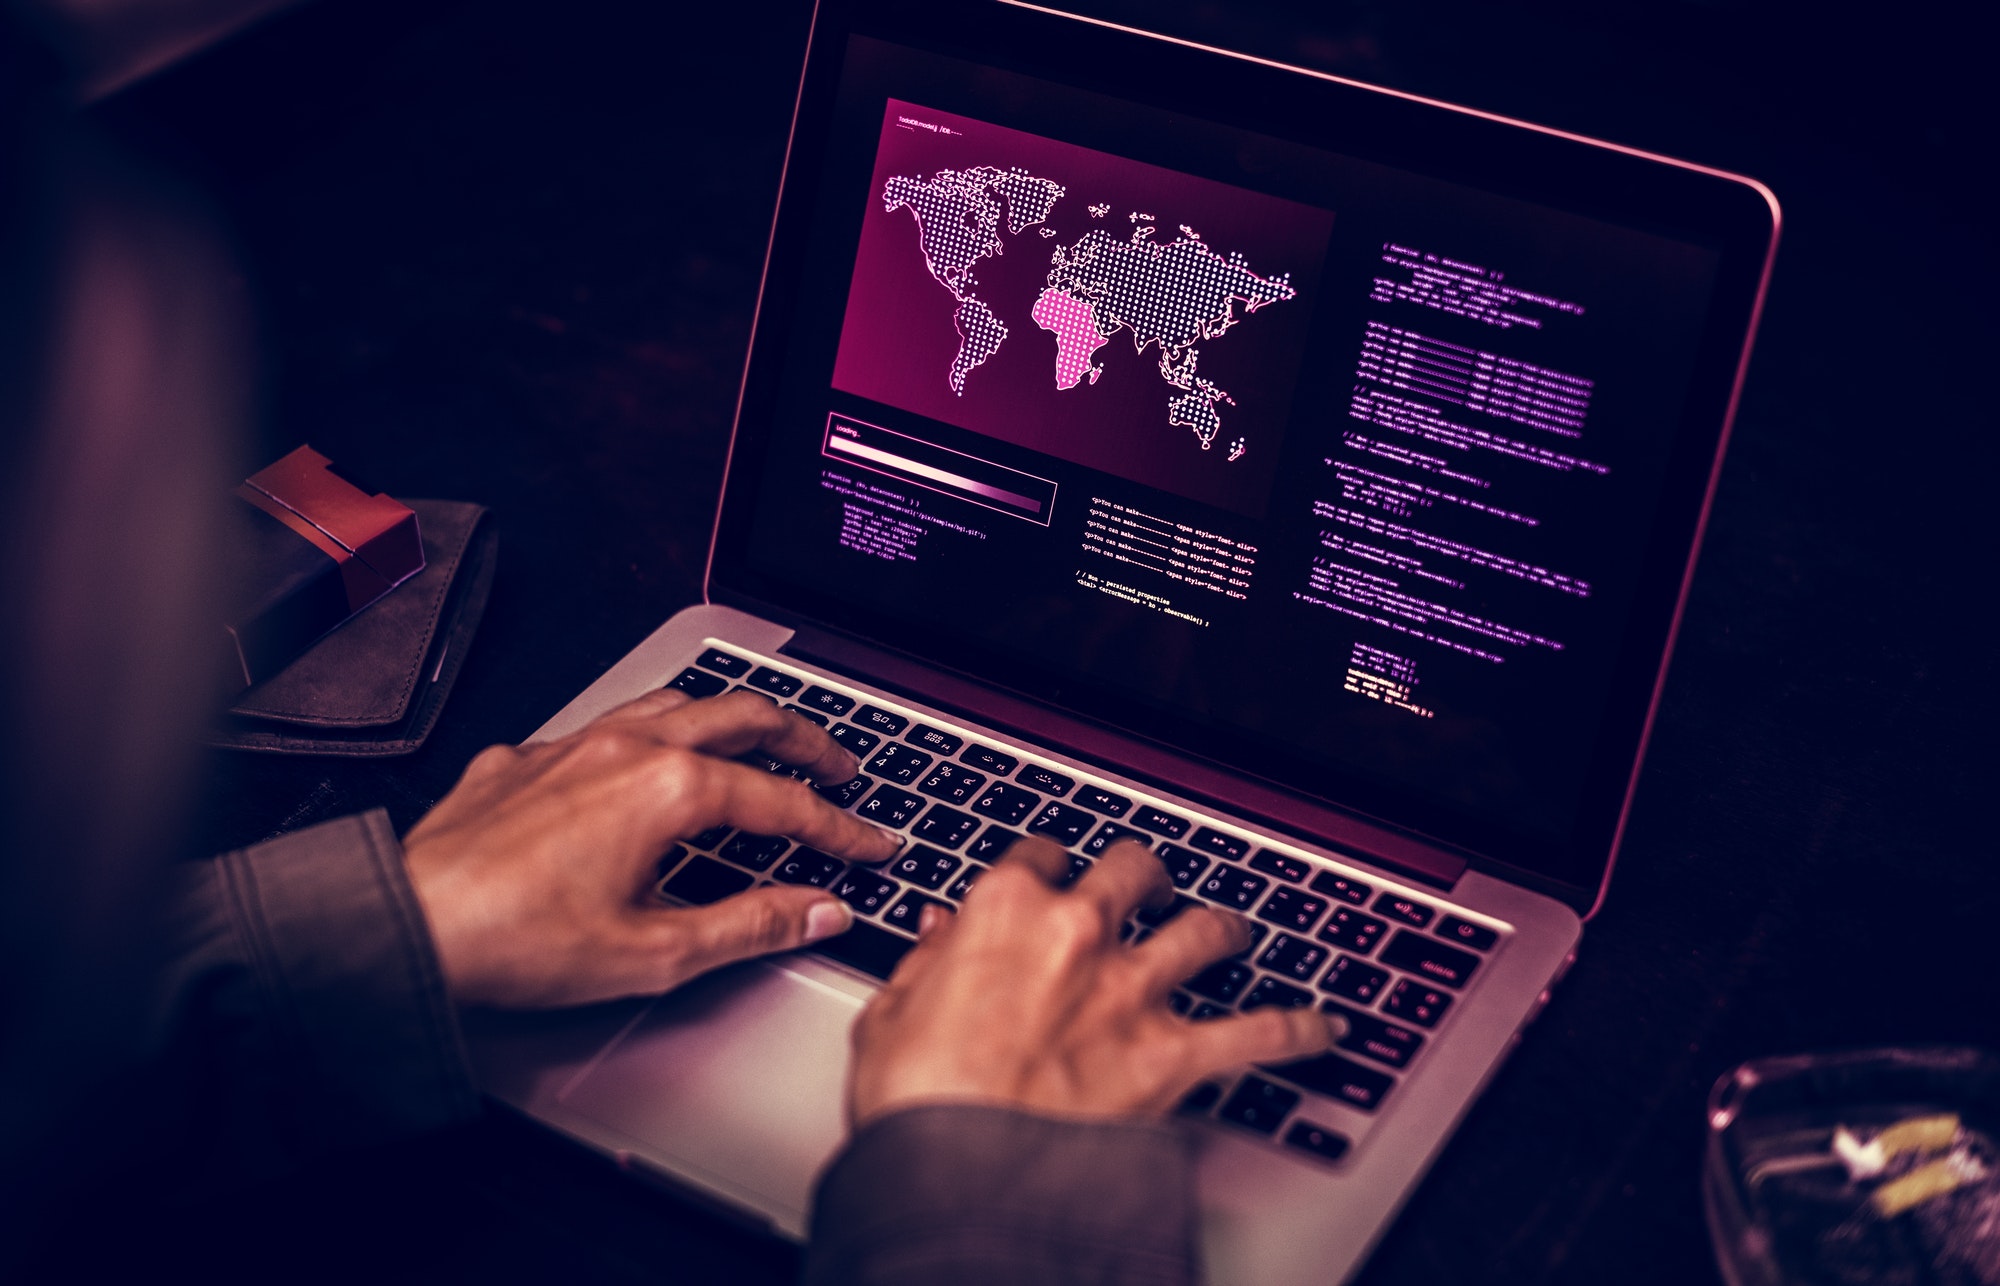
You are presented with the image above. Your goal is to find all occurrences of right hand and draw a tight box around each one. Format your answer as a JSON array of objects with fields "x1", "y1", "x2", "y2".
[{"x1": 847, "y1": 836, "x2": 1345, "y2": 1124}]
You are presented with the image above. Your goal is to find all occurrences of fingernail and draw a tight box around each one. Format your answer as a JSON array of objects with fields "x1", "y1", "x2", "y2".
[
  {"x1": 1323, "y1": 1013, "x2": 1350, "y2": 1042},
  {"x1": 871, "y1": 824, "x2": 908, "y2": 854},
  {"x1": 804, "y1": 899, "x2": 853, "y2": 943}
]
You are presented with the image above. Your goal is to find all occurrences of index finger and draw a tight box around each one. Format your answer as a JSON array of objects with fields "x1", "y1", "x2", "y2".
[
  {"x1": 1179, "y1": 1005, "x2": 1346, "y2": 1081},
  {"x1": 990, "y1": 834, "x2": 1071, "y2": 887},
  {"x1": 661, "y1": 754, "x2": 902, "y2": 865},
  {"x1": 1067, "y1": 840, "x2": 1172, "y2": 925},
  {"x1": 640, "y1": 690, "x2": 860, "y2": 784}
]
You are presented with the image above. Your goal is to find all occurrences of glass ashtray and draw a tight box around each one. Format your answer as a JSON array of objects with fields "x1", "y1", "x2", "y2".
[{"x1": 1704, "y1": 1047, "x2": 2000, "y2": 1286}]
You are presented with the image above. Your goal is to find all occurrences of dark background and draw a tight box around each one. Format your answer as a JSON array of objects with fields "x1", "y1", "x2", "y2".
[{"x1": 80, "y1": 0, "x2": 1991, "y2": 1281}]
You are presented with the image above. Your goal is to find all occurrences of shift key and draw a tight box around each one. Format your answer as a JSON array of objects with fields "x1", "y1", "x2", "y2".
[{"x1": 1264, "y1": 1051, "x2": 1395, "y2": 1112}]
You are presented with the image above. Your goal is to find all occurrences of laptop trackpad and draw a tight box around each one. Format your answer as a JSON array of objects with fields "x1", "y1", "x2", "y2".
[{"x1": 557, "y1": 959, "x2": 864, "y2": 1231}]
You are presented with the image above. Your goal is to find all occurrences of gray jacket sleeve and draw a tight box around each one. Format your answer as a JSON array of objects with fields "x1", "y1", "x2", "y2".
[
  {"x1": 153, "y1": 809, "x2": 480, "y2": 1175},
  {"x1": 805, "y1": 1103, "x2": 1202, "y2": 1286}
]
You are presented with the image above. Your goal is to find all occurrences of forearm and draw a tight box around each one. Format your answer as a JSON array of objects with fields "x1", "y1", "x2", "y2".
[
  {"x1": 151, "y1": 809, "x2": 479, "y2": 1177},
  {"x1": 804, "y1": 1104, "x2": 1202, "y2": 1286}
]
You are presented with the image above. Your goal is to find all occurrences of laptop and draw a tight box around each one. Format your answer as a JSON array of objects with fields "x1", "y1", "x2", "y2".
[{"x1": 468, "y1": 2, "x2": 1779, "y2": 1281}]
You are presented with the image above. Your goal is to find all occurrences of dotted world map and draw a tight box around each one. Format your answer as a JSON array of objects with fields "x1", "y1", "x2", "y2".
[{"x1": 880, "y1": 165, "x2": 1296, "y2": 461}]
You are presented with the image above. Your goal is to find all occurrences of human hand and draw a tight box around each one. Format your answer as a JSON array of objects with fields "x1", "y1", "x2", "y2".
[
  {"x1": 402, "y1": 688, "x2": 900, "y2": 1009},
  {"x1": 847, "y1": 836, "x2": 1345, "y2": 1124}
]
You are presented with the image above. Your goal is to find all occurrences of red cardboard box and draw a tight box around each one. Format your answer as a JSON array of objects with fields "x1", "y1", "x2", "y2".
[{"x1": 221, "y1": 446, "x2": 425, "y2": 690}]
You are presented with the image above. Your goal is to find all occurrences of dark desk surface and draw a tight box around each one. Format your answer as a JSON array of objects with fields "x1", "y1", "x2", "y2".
[{"x1": 98, "y1": 0, "x2": 1991, "y2": 1281}]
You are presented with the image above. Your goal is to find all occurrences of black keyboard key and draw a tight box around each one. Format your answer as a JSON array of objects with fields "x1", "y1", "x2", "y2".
[
  {"x1": 773, "y1": 847, "x2": 844, "y2": 887},
  {"x1": 813, "y1": 774, "x2": 872, "y2": 809},
  {"x1": 1185, "y1": 960, "x2": 1253, "y2": 1005},
  {"x1": 1135, "y1": 894, "x2": 1193, "y2": 928},
  {"x1": 663, "y1": 856, "x2": 754, "y2": 906},
  {"x1": 1283, "y1": 1121, "x2": 1351, "y2": 1164},
  {"x1": 797, "y1": 684, "x2": 856, "y2": 717},
  {"x1": 888, "y1": 845, "x2": 962, "y2": 891},
  {"x1": 1132, "y1": 806, "x2": 1190, "y2": 839},
  {"x1": 1241, "y1": 977, "x2": 1313, "y2": 1012},
  {"x1": 966, "y1": 826, "x2": 1019, "y2": 864},
  {"x1": 944, "y1": 863, "x2": 989, "y2": 901},
  {"x1": 828, "y1": 723, "x2": 880, "y2": 757},
  {"x1": 1016, "y1": 765, "x2": 1075, "y2": 797},
  {"x1": 688, "y1": 825, "x2": 732, "y2": 851},
  {"x1": 1249, "y1": 849, "x2": 1311, "y2": 883},
  {"x1": 1265, "y1": 1052, "x2": 1395, "y2": 1112},
  {"x1": 1061, "y1": 855, "x2": 1092, "y2": 887},
  {"x1": 1256, "y1": 934, "x2": 1330, "y2": 983},
  {"x1": 1382, "y1": 979, "x2": 1453, "y2": 1028},
  {"x1": 1320, "y1": 955, "x2": 1390, "y2": 1005},
  {"x1": 747, "y1": 666, "x2": 802, "y2": 698},
  {"x1": 667, "y1": 667, "x2": 728, "y2": 698},
  {"x1": 912, "y1": 805, "x2": 979, "y2": 850},
  {"x1": 782, "y1": 704, "x2": 829, "y2": 727},
  {"x1": 695, "y1": 647, "x2": 752, "y2": 678},
  {"x1": 1074, "y1": 786, "x2": 1132, "y2": 817},
  {"x1": 1190, "y1": 1002, "x2": 1230, "y2": 1021},
  {"x1": 1155, "y1": 843, "x2": 1209, "y2": 890},
  {"x1": 1321, "y1": 1001, "x2": 1425, "y2": 1069},
  {"x1": 833, "y1": 870, "x2": 899, "y2": 916},
  {"x1": 971, "y1": 782, "x2": 1040, "y2": 826},
  {"x1": 1196, "y1": 863, "x2": 1268, "y2": 911},
  {"x1": 1436, "y1": 915, "x2": 1499, "y2": 951},
  {"x1": 1373, "y1": 894, "x2": 1435, "y2": 928},
  {"x1": 1217, "y1": 1076, "x2": 1299, "y2": 1135},
  {"x1": 1316, "y1": 907, "x2": 1387, "y2": 954},
  {"x1": 1309, "y1": 871, "x2": 1372, "y2": 905},
  {"x1": 1257, "y1": 886, "x2": 1330, "y2": 934},
  {"x1": 719, "y1": 833, "x2": 790, "y2": 872},
  {"x1": 1190, "y1": 826, "x2": 1249, "y2": 862},
  {"x1": 883, "y1": 889, "x2": 949, "y2": 934},
  {"x1": 813, "y1": 921, "x2": 914, "y2": 980},
  {"x1": 916, "y1": 763, "x2": 986, "y2": 805},
  {"x1": 865, "y1": 744, "x2": 933, "y2": 785},
  {"x1": 1167, "y1": 991, "x2": 1194, "y2": 1016},
  {"x1": 960, "y1": 744, "x2": 1019, "y2": 775},
  {"x1": 851, "y1": 704, "x2": 908, "y2": 736},
  {"x1": 1027, "y1": 801, "x2": 1095, "y2": 847},
  {"x1": 857, "y1": 785, "x2": 925, "y2": 828},
  {"x1": 1176, "y1": 1078, "x2": 1219, "y2": 1113},
  {"x1": 739, "y1": 753, "x2": 803, "y2": 781},
  {"x1": 907, "y1": 724, "x2": 963, "y2": 756},
  {"x1": 1082, "y1": 821, "x2": 1150, "y2": 856},
  {"x1": 1379, "y1": 930, "x2": 1479, "y2": 989},
  {"x1": 653, "y1": 844, "x2": 690, "y2": 883}
]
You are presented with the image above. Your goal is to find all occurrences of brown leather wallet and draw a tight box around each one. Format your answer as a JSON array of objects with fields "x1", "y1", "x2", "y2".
[{"x1": 206, "y1": 499, "x2": 497, "y2": 756}]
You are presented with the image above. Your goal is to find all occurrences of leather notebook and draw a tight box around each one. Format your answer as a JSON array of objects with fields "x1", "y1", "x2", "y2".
[{"x1": 207, "y1": 499, "x2": 497, "y2": 756}]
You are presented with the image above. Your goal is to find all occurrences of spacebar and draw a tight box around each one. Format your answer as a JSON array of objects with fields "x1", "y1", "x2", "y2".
[{"x1": 810, "y1": 921, "x2": 914, "y2": 981}]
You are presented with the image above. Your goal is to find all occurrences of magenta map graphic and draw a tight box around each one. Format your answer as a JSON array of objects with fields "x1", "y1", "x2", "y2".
[{"x1": 834, "y1": 102, "x2": 1331, "y2": 519}]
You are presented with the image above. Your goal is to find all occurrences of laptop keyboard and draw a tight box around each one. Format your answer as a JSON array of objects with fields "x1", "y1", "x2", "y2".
[{"x1": 654, "y1": 642, "x2": 1507, "y2": 1167}]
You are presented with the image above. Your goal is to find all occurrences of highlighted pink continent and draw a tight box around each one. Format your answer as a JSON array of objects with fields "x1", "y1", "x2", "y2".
[{"x1": 1031, "y1": 288, "x2": 1109, "y2": 391}]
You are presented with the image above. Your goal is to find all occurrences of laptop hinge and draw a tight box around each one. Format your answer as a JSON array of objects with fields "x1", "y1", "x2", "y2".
[{"x1": 780, "y1": 625, "x2": 1468, "y2": 890}]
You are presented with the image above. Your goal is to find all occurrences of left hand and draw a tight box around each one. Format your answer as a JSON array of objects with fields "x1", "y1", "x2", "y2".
[{"x1": 402, "y1": 688, "x2": 901, "y2": 1009}]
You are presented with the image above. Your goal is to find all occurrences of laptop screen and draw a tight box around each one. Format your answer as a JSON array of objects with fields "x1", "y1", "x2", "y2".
[{"x1": 714, "y1": 10, "x2": 1773, "y2": 897}]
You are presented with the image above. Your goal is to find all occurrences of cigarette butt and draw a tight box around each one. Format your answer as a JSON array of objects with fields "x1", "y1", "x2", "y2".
[
  {"x1": 1873, "y1": 1156, "x2": 1968, "y2": 1217},
  {"x1": 1876, "y1": 1113, "x2": 1960, "y2": 1159}
]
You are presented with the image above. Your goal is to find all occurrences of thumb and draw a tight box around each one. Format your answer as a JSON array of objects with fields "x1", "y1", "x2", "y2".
[{"x1": 655, "y1": 884, "x2": 854, "y2": 982}]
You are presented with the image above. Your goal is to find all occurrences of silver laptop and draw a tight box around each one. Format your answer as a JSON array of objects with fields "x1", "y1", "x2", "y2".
[{"x1": 469, "y1": 2, "x2": 1779, "y2": 1281}]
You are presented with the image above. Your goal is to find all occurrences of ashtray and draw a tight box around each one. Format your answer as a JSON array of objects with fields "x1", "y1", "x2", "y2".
[{"x1": 1704, "y1": 1047, "x2": 2000, "y2": 1285}]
